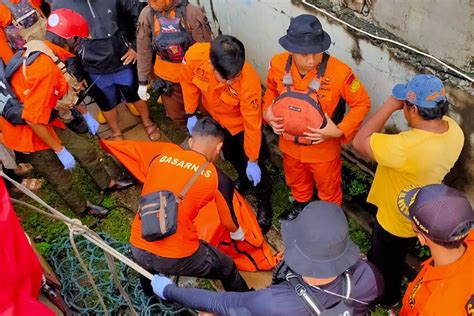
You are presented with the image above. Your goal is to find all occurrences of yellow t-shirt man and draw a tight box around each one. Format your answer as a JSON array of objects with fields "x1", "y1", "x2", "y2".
[{"x1": 367, "y1": 116, "x2": 464, "y2": 237}]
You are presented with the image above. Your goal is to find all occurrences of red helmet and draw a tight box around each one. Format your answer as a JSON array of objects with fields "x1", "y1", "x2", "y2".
[{"x1": 46, "y1": 9, "x2": 90, "y2": 39}]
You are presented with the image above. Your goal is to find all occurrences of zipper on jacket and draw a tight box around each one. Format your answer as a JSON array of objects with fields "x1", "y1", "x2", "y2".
[{"x1": 86, "y1": 0, "x2": 96, "y2": 19}]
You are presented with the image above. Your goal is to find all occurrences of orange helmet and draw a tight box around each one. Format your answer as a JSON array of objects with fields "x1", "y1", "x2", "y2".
[{"x1": 46, "y1": 9, "x2": 89, "y2": 39}]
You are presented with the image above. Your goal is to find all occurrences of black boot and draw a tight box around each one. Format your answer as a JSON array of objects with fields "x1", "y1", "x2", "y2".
[
  {"x1": 85, "y1": 202, "x2": 110, "y2": 218},
  {"x1": 279, "y1": 200, "x2": 309, "y2": 221},
  {"x1": 257, "y1": 197, "x2": 274, "y2": 235}
]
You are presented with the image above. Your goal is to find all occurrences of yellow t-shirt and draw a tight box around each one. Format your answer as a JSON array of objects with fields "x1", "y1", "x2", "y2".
[{"x1": 367, "y1": 116, "x2": 464, "y2": 238}]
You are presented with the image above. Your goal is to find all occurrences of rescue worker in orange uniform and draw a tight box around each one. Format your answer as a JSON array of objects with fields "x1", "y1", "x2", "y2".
[
  {"x1": 0, "y1": 9, "x2": 133, "y2": 217},
  {"x1": 397, "y1": 184, "x2": 474, "y2": 315},
  {"x1": 136, "y1": 0, "x2": 212, "y2": 126},
  {"x1": 101, "y1": 117, "x2": 249, "y2": 293},
  {"x1": 264, "y1": 15, "x2": 371, "y2": 219},
  {"x1": 181, "y1": 35, "x2": 274, "y2": 234}
]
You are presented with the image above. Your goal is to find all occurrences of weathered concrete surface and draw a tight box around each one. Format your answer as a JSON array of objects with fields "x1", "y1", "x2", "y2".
[
  {"x1": 371, "y1": 0, "x2": 473, "y2": 73},
  {"x1": 192, "y1": 0, "x2": 474, "y2": 202}
]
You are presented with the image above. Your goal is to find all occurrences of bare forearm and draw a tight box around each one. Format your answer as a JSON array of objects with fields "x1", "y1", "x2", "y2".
[
  {"x1": 27, "y1": 123, "x2": 63, "y2": 152},
  {"x1": 353, "y1": 97, "x2": 402, "y2": 159}
]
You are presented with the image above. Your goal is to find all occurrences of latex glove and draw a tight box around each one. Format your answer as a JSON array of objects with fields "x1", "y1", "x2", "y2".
[
  {"x1": 138, "y1": 84, "x2": 150, "y2": 101},
  {"x1": 56, "y1": 147, "x2": 76, "y2": 170},
  {"x1": 230, "y1": 226, "x2": 245, "y2": 241},
  {"x1": 151, "y1": 274, "x2": 173, "y2": 300},
  {"x1": 246, "y1": 161, "x2": 261, "y2": 186},
  {"x1": 186, "y1": 115, "x2": 198, "y2": 135},
  {"x1": 82, "y1": 112, "x2": 99, "y2": 135}
]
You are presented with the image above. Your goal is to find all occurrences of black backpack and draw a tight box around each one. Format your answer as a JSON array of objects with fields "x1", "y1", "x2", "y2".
[
  {"x1": 0, "y1": 51, "x2": 43, "y2": 125},
  {"x1": 150, "y1": 0, "x2": 194, "y2": 63}
]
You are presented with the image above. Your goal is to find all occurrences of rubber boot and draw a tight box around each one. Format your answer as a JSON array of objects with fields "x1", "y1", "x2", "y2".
[
  {"x1": 257, "y1": 197, "x2": 274, "y2": 235},
  {"x1": 279, "y1": 200, "x2": 310, "y2": 221}
]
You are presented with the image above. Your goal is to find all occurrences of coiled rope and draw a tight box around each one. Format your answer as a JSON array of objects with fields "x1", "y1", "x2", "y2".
[{"x1": 2, "y1": 171, "x2": 196, "y2": 315}]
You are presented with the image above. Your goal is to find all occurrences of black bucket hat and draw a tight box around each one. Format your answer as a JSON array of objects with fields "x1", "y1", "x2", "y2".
[
  {"x1": 279, "y1": 14, "x2": 332, "y2": 54},
  {"x1": 281, "y1": 201, "x2": 360, "y2": 278}
]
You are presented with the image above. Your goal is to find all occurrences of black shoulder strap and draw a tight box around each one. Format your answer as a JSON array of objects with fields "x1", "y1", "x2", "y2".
[
  {"x1": 286, "y1": 273, "x2": 323, "y2": 315},
  {"x1": 316, "y1": 53, "x2": 330, "y2": 79},
  {"x1": 4, "y1": 50, "x2": 41, "y2": 82}
]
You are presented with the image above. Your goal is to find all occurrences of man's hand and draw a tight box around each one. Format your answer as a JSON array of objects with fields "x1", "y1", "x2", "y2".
[
  {"x1": 121, "y1": 48, "x2": 137, "y2": 65},
  {"x1": 137, "y1": 85, "x2": 150, "y2": 101},
  {"x1": 384, "y1": 96, "x2": 405, "y2": 111},
  {"x1": 303, "y1": 113, "x2": 344, "y2": 144},
  {"x1": 265, "y1": 106, "x2": 284, "y2": 135},
  {"x1": 246, "y1": 161, "x2": 261, "y2": 186},
  {"x1": 230, "y1": 226, "x2": 245, "y2": 241},
  {"x1": 186, "y1": 115, "x2": 198, "y2": 135},
  {"x1": 76, "y1": 80, "x2": 88, "y2": 91},
  {"x1": 151, "y1": 274, "x2": 173, "y2": 300}
]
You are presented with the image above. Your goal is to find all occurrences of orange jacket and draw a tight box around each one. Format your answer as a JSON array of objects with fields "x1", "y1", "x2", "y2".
[
  {"x1": 263, "y1": 52, "x2": 370, "y2": 163},
  {"x1": 0, "y1": 42, "x2": 74, "y2": 153},
  {"x1": 400, "y1": 232, "x2": 474, "y2": 316},
  {"x1": 101, "y1": 140, "x2": 240, "y2": 259},
  {"x1": 0, "y1": 0, "x2": 43, "y2": 63},
  {"x1": 181, "y1": 42, "x2": 263, "y2": 162}
]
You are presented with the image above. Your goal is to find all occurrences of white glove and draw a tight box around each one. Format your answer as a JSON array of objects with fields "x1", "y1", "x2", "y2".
[
  {"x1": 230, "y1": 226, "x2": 245, "y2": 241},
  {"x1": 137, "y1": 84, "x2": 150, "y2": 101}
]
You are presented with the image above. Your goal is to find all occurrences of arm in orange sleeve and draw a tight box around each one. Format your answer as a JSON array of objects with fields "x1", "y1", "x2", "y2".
[
  {"x1": 100, "y1": 140, "x2": 182, "y2": 183},
  {"x1": 214, "y1": 169, "x2": 239, "y2": 233},
  {"x1": 240, "y1": 72, "x2": 262, "y2": 162},
  {"x1": 262, "y1": 58, "x2": 281, "y2": 114},
  {"x1": 0, "y1": 4, "x2": 13, "y2": 63},
  {"x1": 337, "y1": 71, "x2": 371, "y2": 144},
  {"x1": 180, "y1": 55, "x2": 201, "y2": 115}
]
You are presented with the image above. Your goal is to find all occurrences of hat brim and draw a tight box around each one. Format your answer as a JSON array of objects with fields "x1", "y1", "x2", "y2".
[
  {"x1": 397, "y1": 186, "x2": 422, "y2": 219},
  {"x1": 278, "y1": 31, "x2": 332, "y2": 54},
  {"x1": 281, "y1": 219, "x2": 360, "y2": 278},
  {"x1": 392, "y1": 83, "x2": 408, "y2": 100}
]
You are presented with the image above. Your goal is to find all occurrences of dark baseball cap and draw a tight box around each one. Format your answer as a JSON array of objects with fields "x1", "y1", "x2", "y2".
[
  {"x1": 392, "y1": 74, "x2": 447, "y2": 108},
  {"x1": 279, "y1": 14, "x2": 331, "y2": 54},
  {"x1": 398, "y1": 184, "x2": 474, "y2": 243},
  {"x1": 281, "y1": 201, "x2": 360, "y2": 278}
]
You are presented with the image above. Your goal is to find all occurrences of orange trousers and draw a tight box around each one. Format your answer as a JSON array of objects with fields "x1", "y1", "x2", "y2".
[{"x1": 282, "y1": 153, "x2": 342, "y2": 205}]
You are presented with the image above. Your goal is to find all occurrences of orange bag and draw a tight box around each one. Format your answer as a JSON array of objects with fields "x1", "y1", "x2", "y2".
[
  {"x1": 271, "y1": 53, "x2": 329, "y2": 145},
  {"x1": 196, "y1": 191, "x2": 277, "y2": 272}
]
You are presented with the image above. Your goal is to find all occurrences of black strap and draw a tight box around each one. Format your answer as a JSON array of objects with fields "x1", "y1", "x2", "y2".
[
  {"x1": 4, "y1": 50, "x2": 41, "y2": 82},
  {"x1": 286, "y1": 271, "x2": 353, "y2": 315},
  {"x1": 286, "y1": 273, "x2": 323, "y2": 315},
  {"x1": 316, "y1": 53, "x2": 330, "y2": 79}
]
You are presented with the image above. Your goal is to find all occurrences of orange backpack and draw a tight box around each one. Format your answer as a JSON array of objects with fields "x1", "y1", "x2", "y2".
[{"x1": 271, "y1": 53, "x2": 330, "y2": 145}]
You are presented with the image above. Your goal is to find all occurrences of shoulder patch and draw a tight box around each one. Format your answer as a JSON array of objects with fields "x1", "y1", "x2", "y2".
[{"x1": 350, "y1": 79, "x2": 361, "y2": 93}]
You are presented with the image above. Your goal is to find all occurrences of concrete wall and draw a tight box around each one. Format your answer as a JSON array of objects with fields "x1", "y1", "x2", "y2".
[
  {"x1": 192, "y1": 0, "x2": 474, "y2": 200},
  {"x1": 371, "y1": 0, "x2": 473, "y2": 73}
]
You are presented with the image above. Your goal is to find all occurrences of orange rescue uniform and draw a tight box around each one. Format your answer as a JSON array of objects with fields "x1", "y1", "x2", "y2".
[
  {"x1": 400, "y1": 232, "x2": 474, "y2": 316},
  {"x1": 263, "y1": 52, "x2": 371, "y2": 204},
  {"x1": 181, "y1": 43, "x2": 263, "y2": 162},
  {"x1": 101, "y1": 140, "x2": 239, "y2": 259},
  {"x1": 0, "y1": 42, "x2": 74, "y2": 153}
]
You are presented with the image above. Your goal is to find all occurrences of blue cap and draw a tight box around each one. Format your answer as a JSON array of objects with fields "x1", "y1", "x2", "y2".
[{"x1": 392, "y1": 74, "x2": 446, "y2": 108}]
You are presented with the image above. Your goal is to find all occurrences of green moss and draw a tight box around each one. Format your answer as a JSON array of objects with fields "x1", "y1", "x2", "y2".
[{"x1": 348, "y1": 218, "x2": 371, "y2": 254}]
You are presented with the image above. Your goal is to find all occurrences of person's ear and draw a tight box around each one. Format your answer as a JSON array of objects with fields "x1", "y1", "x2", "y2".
[
  {"x1": 215, "y1": 141, "x2": 223, "y2": 154},
  {"x1": 417, "y1": 233, "x2": 427, "y2": 246},
  {"x1": 188, "y1": 137, "x2": 194, "y2": 148}
]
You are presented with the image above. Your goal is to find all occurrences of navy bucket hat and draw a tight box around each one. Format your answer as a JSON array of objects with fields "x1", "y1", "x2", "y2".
[
  {"x1": 281, "y1": 201, "x2": 360, "y2": 278},
  {"x1": 279, "y1": 14, "x2": 332, "y2": 54}
]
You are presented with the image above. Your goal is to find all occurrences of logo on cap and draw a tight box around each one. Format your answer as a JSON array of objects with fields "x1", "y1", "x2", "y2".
[
  {"x1": 407, "y1": 91, "x2": 417, "y2": 103},
  {"x1": 426, "y1": 88, "x2": 446, "y2": 101}
]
